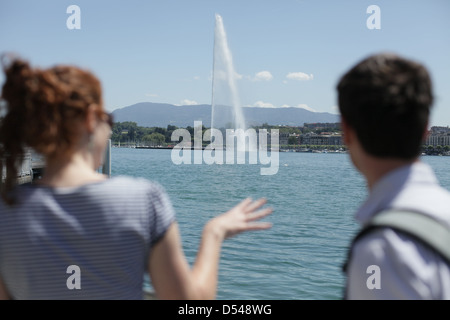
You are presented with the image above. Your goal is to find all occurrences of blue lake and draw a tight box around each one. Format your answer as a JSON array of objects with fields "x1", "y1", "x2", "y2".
[{"x1": 111, "y1": 148, "x2": 450, "y2": 300}]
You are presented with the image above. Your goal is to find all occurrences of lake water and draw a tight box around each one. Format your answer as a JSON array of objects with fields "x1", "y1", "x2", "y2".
[{"x1": 110, "y1": 148, "x2": 450, "y2": 300}]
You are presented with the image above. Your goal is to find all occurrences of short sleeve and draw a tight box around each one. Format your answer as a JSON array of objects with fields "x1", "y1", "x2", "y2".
[{"x1": 147, "y1": 182, "x2": 176, "y2": 246}]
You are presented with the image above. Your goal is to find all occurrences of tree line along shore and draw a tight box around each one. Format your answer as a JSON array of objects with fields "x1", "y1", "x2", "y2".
[{"x1": 111, "y1": 121, "x2": 450, "y2": 156}]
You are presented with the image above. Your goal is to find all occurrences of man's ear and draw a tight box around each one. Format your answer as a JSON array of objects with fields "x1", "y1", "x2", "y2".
[{"x1": 341, "y1": 117, "x2": 353, "y2": 146}]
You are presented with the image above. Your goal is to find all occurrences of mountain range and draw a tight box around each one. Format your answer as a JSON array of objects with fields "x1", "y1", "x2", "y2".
[{"x1": 111, "y1": 102, "x2": 340, "y2": 128}]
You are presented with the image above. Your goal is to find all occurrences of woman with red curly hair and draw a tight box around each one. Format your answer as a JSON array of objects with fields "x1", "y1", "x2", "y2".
[{"x1": 0, "y1": 56, "x2": 272, "y2": 300}]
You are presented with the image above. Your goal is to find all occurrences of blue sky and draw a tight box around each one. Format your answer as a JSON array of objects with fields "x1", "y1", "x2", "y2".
[{"x1": 1, "y1": 0, "x2": 449, "y2": 126}]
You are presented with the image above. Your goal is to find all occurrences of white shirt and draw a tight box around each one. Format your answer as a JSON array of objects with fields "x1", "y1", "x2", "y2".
[{"x1": 347, "y1": 162, "x2": 450, "y2": 299}]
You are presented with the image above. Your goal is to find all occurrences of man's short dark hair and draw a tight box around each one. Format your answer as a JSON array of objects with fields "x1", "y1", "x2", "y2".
[{"x1": 337, "y1": 53, "x2": 433, "y2": 159}]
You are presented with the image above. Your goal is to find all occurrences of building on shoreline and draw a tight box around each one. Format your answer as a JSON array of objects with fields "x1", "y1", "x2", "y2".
[
  {"x1": 300, "y1": 132, "x2": 342, "y2": 146},
  {"x1": 425, "y1": 126, "x2": 450, "y2": 146}
]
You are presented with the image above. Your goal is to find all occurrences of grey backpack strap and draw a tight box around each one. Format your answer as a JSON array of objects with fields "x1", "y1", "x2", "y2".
[
  {"x1": 342, "y1": 209, "x2": 450, "y2": 299},
  {"x1": 368, "y1": 210, "x2": 450, "y2": 263}
]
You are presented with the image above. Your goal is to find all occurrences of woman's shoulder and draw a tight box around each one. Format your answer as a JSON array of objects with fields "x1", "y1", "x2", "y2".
[
  {"x1": 98, "y1": 175, "x2": 168, "y2": 196},
  {"x1": 107, "y1": 175, "x2": 163, "y2": 188},
  {"x1": 6, "y1": 176, "x2": 170, "y2": 209},
  {"x1": 101, "y1": 176, "x2": 175, "y2": 217}
]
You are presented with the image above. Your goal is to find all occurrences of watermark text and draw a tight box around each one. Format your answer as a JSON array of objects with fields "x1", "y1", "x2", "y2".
[
  {"x1": 366, "y1": 264, "x2": 381, "y2": 290},
  {"x1": 66, "y1": 5, "x2": 81, "y2": 30},
  {"x1": 171, "y1": 121, "x2": 279, "y2": 175},
  {"x1": 66, "y1": 265, "x2": 81, "y2": 290},
  {"x1": 366, "y1": 5, "x2": 381, "y2": 30}
]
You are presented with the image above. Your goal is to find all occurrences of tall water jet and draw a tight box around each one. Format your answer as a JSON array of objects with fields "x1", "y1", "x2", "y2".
[
  {"x1": 171, "y1": 14, "x2": 278, "y2": 174},
  {"x1": 210, "y1": 14, "x2": 246, "y2": 134}
]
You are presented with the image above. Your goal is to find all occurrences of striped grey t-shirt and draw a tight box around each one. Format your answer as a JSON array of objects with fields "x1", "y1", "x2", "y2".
[{"x1": 0, "y1": 176, "x2": 175, "y2": 299}]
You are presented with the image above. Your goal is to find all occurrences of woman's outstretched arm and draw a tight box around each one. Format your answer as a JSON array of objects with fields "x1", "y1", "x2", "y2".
[{"x1": 148, "y1": 198, "x2": 272, "y2": 300}]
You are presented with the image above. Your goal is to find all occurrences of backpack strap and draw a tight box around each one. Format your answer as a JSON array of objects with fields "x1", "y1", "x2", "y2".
[
  {"x1": 365, "y1": 210, "x2": 450, "y2": 263},
  {"x1": 342, "y1": 210, "x2": 450, "y2": 299}
]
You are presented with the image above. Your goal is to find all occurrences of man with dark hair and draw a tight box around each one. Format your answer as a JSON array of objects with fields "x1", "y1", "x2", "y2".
[{"x1": 338, "y1": 53, "x2": 450, "y2": 299}]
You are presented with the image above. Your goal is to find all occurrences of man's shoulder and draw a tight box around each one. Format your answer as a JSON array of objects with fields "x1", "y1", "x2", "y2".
[
  {"x1": 354, "y1": 209, "x2": 450, "y2": 263},
  {"x1": 347, "y1": 225, "x2": 450, "y2": 299}
]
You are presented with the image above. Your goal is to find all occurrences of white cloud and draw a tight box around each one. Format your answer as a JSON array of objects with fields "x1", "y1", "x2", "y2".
[
  {"x1": 193, "y1": 76, "x2": 200, "y2": 80},
  {"x1": 145, "y1": 93, "x2": 158, "y2": 97},
  {"x1": 278, "y1": 103, "x2": 316, "y2": 112},
  {"x1": 247, "y1": 101, "x2": 316, "y2": 112},
  {"x1": 234, "y1": 72, "x2": 243, "y2": 80},
  {"x1": 181, "y1": 99, "x2": 199, "y2": 105},
  {"x1": 295, "y1": 104, "x2": 316, "y2": 112},
  {"x1": 252, "y1": 71, "x2": 273, "y2": 81},
  {"x1": 286, "y1": 72, "x2": 314, "y2": 81},
  {"x1": 331, "y1": 105, "x2": 340, "y2": 114},
  {"x1": 251, "y1": 101, "x2": 276, "y2": 108}
]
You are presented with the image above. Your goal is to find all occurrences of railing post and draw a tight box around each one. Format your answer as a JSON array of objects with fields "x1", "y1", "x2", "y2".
[{"x1": 102, "y1": 139, "x2": 111, "y2": 177}]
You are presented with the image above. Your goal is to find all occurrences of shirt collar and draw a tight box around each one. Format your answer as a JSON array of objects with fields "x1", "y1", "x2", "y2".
[{"x1": 355, "y1": 161, "x2": 438, "y2": 225}]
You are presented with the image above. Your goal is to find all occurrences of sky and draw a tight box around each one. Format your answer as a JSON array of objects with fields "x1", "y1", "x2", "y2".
[{"x1": 1, "y1": 0, "x2": 449, "y2": 127}]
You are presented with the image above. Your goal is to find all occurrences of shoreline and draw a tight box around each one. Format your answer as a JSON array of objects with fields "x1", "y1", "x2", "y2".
[{"x1": 112, "y1": 145, "x2": 450, "y2": 156}]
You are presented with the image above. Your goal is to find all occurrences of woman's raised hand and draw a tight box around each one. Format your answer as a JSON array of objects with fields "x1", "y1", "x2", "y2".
[{"x1": 207, "y1": 198, "x2": 273, "y2": 240}]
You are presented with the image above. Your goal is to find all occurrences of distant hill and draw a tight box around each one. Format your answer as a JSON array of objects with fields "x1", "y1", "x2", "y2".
[{"x1": 111, "y1": 102, "x2": 340, "y2": 128}]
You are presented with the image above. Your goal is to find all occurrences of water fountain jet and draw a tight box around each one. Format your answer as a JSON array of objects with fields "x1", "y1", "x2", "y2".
[{"x1": 210, "y1": 14, "x2": 254, "y2": 153}]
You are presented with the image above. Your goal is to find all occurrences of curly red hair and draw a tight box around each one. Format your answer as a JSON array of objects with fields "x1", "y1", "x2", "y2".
[{"x1": 0, "y1": 55, "x2": 104, "y2": 204}]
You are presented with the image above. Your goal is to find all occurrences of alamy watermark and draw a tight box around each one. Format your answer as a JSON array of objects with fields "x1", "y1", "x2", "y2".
[
  {"x1": 170, "y1": 121, "x2": 280, "y2": 175},
  {"x1": 366, "y1": 5, "x2": 381, "y2": 30},
  {"x1": 66, "y1": 265, "x2": 81, "y2": 290},
  {"x1": 66, "y1": 5, "x2": 81, "y2": 30},
  {"x1": 366, "y1": 265, "x2": 381, "y2": 290},
  {"x1": 66, "y1": 5, "x2": 380, "y2": 31}
]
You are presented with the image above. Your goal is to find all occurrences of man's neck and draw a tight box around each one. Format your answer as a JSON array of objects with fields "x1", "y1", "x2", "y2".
[{"x1": 361, "y1": 156, "x2": 418, "y2": 191}]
